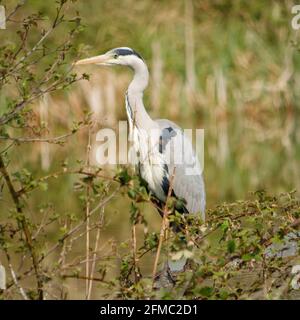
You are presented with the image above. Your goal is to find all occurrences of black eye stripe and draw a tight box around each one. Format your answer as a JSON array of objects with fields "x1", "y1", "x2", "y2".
[
  {"x1": 114, "y1": 48, "x2": 143, "y2": 60},
  {"x1": 115, "y1": 49, "x2": 132, "y2": 56}
]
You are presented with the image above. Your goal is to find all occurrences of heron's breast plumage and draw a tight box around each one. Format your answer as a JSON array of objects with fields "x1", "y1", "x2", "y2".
[
  {"x1": 134, "y1": 127, "x2": 168, "y2": 202},
  {"x1": 125, "y1": 93, "x2": 168, "y2": 202}
]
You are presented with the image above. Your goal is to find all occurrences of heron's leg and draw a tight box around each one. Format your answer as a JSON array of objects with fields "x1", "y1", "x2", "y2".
[{"x1": 153, "y1": 261, "x2": 176, "y2": 290}]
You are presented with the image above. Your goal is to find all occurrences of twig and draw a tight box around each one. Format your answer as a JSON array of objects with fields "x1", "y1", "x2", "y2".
[
  {"x1": 6, "y1": 2, "x2": 25, "y2": 21},
  {"x1": 62, "y1": 274, "x2": 109, "y2": 285},
  {"x1": 4, "y1": 251, "x2": 28, "y2": 300},
  {"x1": 16, "y1": 168, "x2": 116, "y2": 197},
  {"x1": 3, "y1": 247, "x2": 28, "y2": 300},
  {"x1": 0, "y1": 1, "x2": 65, "y2": 83},
  {"x1": 0, "y1": 2, "x2": 77, "y2": 126},
  {"x1": 4, "y1": 166, "x2": 119, "y2": 293},
  {"x1": 85, "y1": 125, "x2": 92, "y2": 299},
  {"x1": 152, "y1": 167, "x2": 176, "y2": 287},
  {"x1": 0, "y1": 155, "x2": 43, "y2": 299},
  {"x1": 0, "y1": 126, "x2": 87, "y2": 144},
  {"x1": 0, "y1": 142, "x2": 15, "y2": 155},
  {"x1": 132, "y1": 223, "x2": 140, "y2": 283},
  {"x1": 5, "y1": 188, "x2": 119, "y2": 291},
  {"x1": 58, "y1": 220, "x2": 68, "y2": 269},
  {"x1": 87, "y1": 206, "x2": 104, "y2": 299}
]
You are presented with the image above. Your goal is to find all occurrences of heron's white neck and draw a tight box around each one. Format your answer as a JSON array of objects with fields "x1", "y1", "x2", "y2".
[{"x1": 127, "y1": 59, "x2": 154, "y2": 130}]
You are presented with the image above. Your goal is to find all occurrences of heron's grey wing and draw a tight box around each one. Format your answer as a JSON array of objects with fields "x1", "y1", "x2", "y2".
[{"x1": 155, "y1": 119, "x2": 206, "y2": 220}]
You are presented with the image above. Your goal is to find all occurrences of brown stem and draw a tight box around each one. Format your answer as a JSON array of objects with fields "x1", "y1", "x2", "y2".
[
  {"x1": 85, "y1": 125, "x2": 92, "y2": 299},
  {"x1": 132, "y1": 223, "x2": 140, "y2": 283},
  {"x1": 0, "y1": 155, "x2": 43, "y2": 300},
  {"x1": 0, "y1": 125, "x2": 87, "y2": 144},
  {"x1": 5, "y1": 189, "x2": 119, "y2": 290},
  {"x1": 62, "y1": 274, "x2": 109, "y2": 285},
  {"x1": 87, "y1": 207, "x2": 104, "y2": 299},
  {"x1": 152, "y1": 168, "x2": 176, "y2": 287}
]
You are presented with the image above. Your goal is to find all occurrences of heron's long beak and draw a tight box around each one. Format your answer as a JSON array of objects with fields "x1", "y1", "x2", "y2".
[{"x1": 74, "y1": 53, "x2": 111, "y2": 66}]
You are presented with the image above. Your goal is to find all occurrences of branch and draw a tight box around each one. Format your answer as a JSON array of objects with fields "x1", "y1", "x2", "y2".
[
  {"x1": 4, "y1": 250, "x2": 28, "y2": 300},
  {"x1": 61, "y1": 274, "x2": 109, "y2": 285},
  {"x1": 0, "y1": 125, "x2": 87, "y2": 144},
  {"x1": 152, "y1": 167, "x2": 176, "y2": 286},
  {"x1": 85, "y1": 125, "x2": 92, "y2": 299},
  {"x1": 0, "y1": 155, "x2": 43, "y2": 299},
  {"x1": 87, "y1": 207, "x2": 104, "y2": 299}
]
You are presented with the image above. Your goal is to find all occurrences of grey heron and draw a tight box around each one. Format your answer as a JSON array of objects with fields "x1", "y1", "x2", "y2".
[{"x1": 75, "y1": 47, "x2": 206, "y2": 272}]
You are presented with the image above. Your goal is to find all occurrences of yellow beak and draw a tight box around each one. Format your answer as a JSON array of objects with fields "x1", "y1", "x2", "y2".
[{"x1": 73, "y1": 53, "x2": 111, "y2": 66}]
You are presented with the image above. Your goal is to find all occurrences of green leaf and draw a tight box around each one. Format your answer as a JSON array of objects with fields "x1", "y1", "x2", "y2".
[
  {"x1": 130, "y1": 202, "x2": 140, "y2": 225},
  {"x1": 220, "y1": 220, "x2": 229, "y2": 233},
  {"x1": 115, "y1": 168, "x2": 131, "y2": 185},
  {"x1": 219, "y1": 289, "x2": 229, "y2": 299},
  {"x1": 227, "y1": 239, "x2": 236, "y2": 253},
  {"x1": 241, "y1": 253, "x2": 252, "y2": 261},
  {"x1": 199, "y1": 286, "x2": 214, "y2": 298},
  {"x1": 127, "y1": 189, "x2": 136, "y2": 200}
]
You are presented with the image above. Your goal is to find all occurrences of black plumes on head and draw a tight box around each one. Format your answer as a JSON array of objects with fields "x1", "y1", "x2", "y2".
[{"x1": 114, "y1": 48, "x2": 143, "y2": 60}]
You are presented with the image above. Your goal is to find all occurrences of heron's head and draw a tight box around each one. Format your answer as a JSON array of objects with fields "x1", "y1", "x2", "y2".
[{"x1": 74, "y1": 47, "x2": 144, "y2": 69}]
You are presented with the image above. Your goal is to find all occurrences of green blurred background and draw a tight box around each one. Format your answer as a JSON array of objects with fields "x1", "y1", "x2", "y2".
[
  {"x1": 2, "y1": 0, "x2": 300, "y2": 218},
  {"x1": 1, "y1": 0, "x2": 300, "y2": 297}
]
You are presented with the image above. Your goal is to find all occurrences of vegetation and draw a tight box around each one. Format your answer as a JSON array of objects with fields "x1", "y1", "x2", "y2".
[{"x1": 0, "y1": 0, "x2": 299, "y2": 299}]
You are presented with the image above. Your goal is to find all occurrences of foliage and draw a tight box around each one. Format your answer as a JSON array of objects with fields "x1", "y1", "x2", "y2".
[
  {"x1": 110, "y1": 187, "x2": 300, "y2": 300},
  {"x1": 0, "y1": 153, "x2": 299, "y2": 299},
  {"x1": 0, "y1": 1, "x2": 299, "y2": 300}
]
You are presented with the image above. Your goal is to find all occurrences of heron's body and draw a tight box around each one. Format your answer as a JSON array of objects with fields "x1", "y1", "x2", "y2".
[
  {"x1": 117, "y1": 47, "x2": 206, "y2": 218},
  {"x1": 75, "y1": 47, "x2": 206, "y2": 272}
]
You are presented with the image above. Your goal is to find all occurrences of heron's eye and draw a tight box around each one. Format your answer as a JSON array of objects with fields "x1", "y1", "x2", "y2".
[{"x1": 113, "y1": 54, "x2": 118, "y2": 59}]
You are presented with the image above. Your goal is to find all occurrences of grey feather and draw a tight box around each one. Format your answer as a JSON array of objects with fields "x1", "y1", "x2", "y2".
[
  {"x1": 156, "y1": 119, "x2": 206, "y2": 220},
  {"x1": 159, "y1": 127, "x2": 177, "y2": 154},
  {"x1": 155, "y1": 119, "x2": 206, "y2": 273}
]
